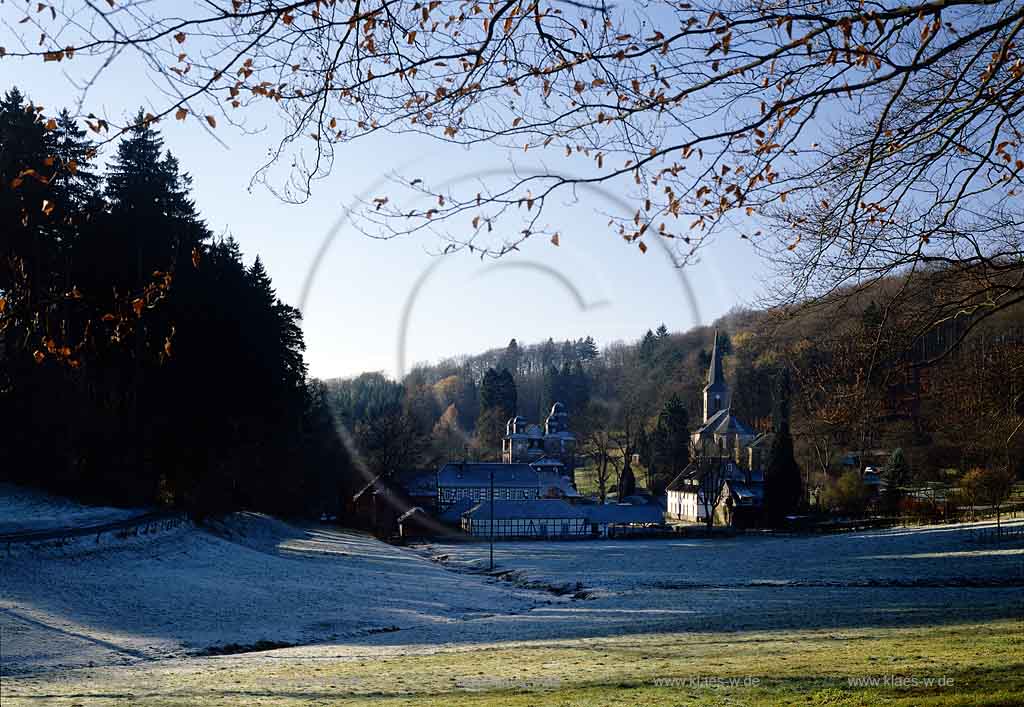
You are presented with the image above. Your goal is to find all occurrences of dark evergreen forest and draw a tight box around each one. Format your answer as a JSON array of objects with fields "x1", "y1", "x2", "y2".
[{"x1": 0, "y1": 88, "x2": 351, "y2": 516}]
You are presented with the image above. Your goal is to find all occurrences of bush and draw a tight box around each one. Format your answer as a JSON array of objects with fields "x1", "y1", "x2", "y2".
[{"x1": 822, "y1": 471, "x2": 869, "y2": 516}]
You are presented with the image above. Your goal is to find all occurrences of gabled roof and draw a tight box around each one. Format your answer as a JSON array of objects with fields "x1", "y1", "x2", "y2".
[
  {"x1": 693, "y1": 408, "x2": 755, "y2": 437},
  {"x1": 666, "y1": 458, "x2": 748, "y2": 492},
  {"x1": 353, "y1": 470, "x2": 437, "y2": 502},
  {"x1": 397, "y1": 506, "x2": 428, "y2": 523},
  {"x1": 536, "y1": 470, "x2": 581, "y2": 497},
  {"x1": 725, "y1": 479, "x2": 763, "y2": 504},
  {"x1": 351, "y1": 474, "x2": 385, "y2": 503},
  {"x1": 695, "y1": 407, "x2": 730, "y2": 435},
  {"x1": 393, "y1": 469, "x2": 437, "y2": 496}
]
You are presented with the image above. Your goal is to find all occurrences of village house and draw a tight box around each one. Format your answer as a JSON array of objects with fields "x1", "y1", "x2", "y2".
[{"x1": 666, "y1": 458, "x2": 765, "y2": 527}]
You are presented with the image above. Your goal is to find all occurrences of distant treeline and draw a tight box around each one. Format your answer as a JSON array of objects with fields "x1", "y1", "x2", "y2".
[
  {"x1": 325, "y1": 289, "x2": 1024, "y2": 498},
  {"x1": 0, "y1": 88, "x2": 351, "y2": 516}
]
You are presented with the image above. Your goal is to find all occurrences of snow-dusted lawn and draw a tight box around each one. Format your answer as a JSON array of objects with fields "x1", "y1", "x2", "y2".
[
  {"x1": 0, "y1": 483, "x2": 144, "y2": 534},
  {"x1": 1, "y1": 503, "x2": 1022, "y2": 697},
  {"x1": 423, "y1": 518, "x2": 1024, "y2": 594},
  {"x1": 0, "y1": 513, "x2": 547, "y2": 676}
]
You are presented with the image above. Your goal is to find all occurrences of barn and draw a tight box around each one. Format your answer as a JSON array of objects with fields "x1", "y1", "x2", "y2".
[{"x1": 461, "y1": 499, "x2": 589, "y2": 538}]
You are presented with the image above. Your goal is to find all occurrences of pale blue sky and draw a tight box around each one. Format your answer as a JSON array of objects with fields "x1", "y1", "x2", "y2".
[{"x1": 1, "y1": 49, "x2": 767, "y2": 379}]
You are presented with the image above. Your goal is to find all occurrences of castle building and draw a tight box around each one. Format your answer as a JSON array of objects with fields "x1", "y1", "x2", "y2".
[{"x1": 502, "y1": 402, "x2": 576, "y2": 477}]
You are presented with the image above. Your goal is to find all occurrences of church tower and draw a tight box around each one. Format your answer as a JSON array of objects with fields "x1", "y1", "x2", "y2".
[{"x1": 703, "y1": 330, "x2": 730, "y2": 422}]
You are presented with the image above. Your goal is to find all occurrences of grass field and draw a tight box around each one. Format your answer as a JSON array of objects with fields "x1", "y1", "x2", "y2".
[
  {"x1": 573, "y1": 450, "x2": 652, "y2": 498},
  {"x1": 3, "y1": 505, "x2": 1022, "y2": 707},
  {"x1": 2, "y1": 619, "x2": 1021, "y2": 706}
]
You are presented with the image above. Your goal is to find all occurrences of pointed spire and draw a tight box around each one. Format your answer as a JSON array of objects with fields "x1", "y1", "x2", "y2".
[{"x1": 706, "y1": 329, "x2": 725, "y2": 389}]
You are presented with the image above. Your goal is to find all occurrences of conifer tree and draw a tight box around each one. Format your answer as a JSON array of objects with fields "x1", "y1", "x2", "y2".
[{"x1": 763, "y1": 421, "x2": 803, "y2": 525}]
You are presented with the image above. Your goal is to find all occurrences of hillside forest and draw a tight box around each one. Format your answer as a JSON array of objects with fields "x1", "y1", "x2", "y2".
[{"x1": 3, "y1": 87, "x2": 1023, "y2": 519}]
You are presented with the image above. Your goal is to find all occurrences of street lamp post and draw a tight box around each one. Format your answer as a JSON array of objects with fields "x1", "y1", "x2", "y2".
[{"x1": 489, "y1": 468, "x2": 495, "y2": 571}]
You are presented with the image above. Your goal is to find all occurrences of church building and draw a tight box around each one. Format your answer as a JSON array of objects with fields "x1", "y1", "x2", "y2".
[
  {"x1": 691, "y1": 330, "x2": 756, "y2": 454},
  {"x1": 668, "y1": 329, "x2": 765, "y2": 527}
]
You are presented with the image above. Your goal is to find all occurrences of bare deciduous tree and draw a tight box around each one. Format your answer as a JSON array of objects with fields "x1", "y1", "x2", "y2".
[
  {"x1": 693, "y1": 441, "x2": 730, "y2": 530},
  {"x1": 7, "y1": 0, "x2": 1024, "y2": 350}
]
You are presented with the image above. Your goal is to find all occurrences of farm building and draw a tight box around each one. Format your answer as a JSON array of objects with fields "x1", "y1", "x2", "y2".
[
  {"x1": 350, "y1": 469, "x2": 438, "y2": 536},
  {"x1": 461, "y1": 499, "x2": 589, "y2": 538},
  {"x1": 460, "y1": 499, "x2": 666, "y2": 539},
  {"x1": 584, "y1": 502, "x2": 666, "y2": 537},
  {"x1": 436, "y1": 462, "x2": 578, "y2": 512}
]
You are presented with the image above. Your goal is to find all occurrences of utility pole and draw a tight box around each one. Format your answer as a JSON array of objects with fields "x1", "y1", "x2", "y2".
[{"x1": 489, "y1": 468, "x2": 495, "y2": 571}]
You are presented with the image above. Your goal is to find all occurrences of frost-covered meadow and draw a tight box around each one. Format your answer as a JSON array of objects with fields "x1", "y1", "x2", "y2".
[
  {"x1": 0, "y1": 483, "x2": 143, "y2": 534},
  {"x1": 1, "y1": 504, "x2": 1022, "y2": 705}
]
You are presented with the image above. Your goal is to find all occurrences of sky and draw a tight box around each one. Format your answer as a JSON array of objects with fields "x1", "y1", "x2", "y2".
[{"x1": 0, "y1": 31, "x2": 769, "y2": 380}]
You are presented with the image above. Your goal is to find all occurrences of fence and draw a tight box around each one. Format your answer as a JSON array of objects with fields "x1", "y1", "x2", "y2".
[
  {"x1": 969, "y1": 524, "x2": 1024, "y2": 544},
  {"x1": 1, "y1": 511, "x2": 188, "y2": 555}
]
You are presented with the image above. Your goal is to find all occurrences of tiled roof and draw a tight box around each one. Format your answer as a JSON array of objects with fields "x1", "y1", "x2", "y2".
[
  {"x1": 394, "y1": 469, "x2": 437, "y2": 496},
  {"x1": 725, "y1": 480, "x2": 764, "y2": 503},
  {"x1": 438, "y1": 462, "x2": 544, "y2": 488},
  {"x1": 584, "y1": 503, "x2": 665, "y2": 525},
  {"x1": 537, "y1": 471, "x2": 581, "y2": 497},
  {"x1": 461, "y1": 499, "x2": 663, "y2": 525},
  {"x1": 694, "y1": 408, "x2": 755, "y2": 437},
  {"x1": 463, "y1": 499, "x2": 588, "y2": 521},
  {"x1": 666, "y1": 458, "x2": 748, "y2": 492}
]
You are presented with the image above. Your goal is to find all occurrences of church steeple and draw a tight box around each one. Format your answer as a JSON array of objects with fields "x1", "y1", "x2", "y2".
[{"x1": 703, "y1": 329, "x2": 730, "y2": 422}]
